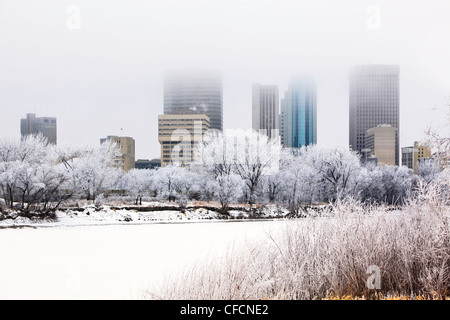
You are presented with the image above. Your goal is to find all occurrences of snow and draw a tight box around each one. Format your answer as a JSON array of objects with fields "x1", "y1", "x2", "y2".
[
  {"x1": 0, "y1": 202, "x2": 290, "y2": 228},
  {"x1": 0, "y1": 219, "x2": 287, "y2": 299}
]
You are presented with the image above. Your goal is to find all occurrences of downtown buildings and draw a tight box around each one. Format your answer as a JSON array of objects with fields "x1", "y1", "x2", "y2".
[
  {"x1": 159, "y1": 70, "x2": 222, "y2": 166},
  {"x1": 402, "y1": 141, "x2": 432, "y2": 174},
  {"x1": 20, "y1": 113, "x2": 57, "y2": 145},
  {"x1": 252, "y1": 76, "x2": 317, "y2": 150},
  {"x1": 349, "y1": 65, "x2": 400, "y2": 166}
]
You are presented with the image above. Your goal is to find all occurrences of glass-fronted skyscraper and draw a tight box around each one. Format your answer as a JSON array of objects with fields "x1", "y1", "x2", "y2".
[
  {"x1": 280, "y1": 75, "x2": 317, "y2": 149},
  {"x1": 349, "y1": 65, "x2": 400, "y2": 165}
]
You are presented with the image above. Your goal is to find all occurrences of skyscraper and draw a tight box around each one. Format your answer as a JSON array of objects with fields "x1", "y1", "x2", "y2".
[
  {"x1": 20, "y1": 113, "x2": 57, "y2": 145},
  {"x1": 349, "y1": 64, "x2": 400, "y2": 165},
  {"x1": 280, "y1": 75, "x2": 317, "y2": 149},
  {"x1": 252, "y1": 84, "x2": 279, "y2": 139},
  {"x1": 163, "y1": 70, "x2": 223, "y2": 131}
]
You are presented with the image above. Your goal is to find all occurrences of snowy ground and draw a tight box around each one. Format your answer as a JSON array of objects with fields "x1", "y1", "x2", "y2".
[
  {"x1": 0, "y1": 219, "x2": 287, "y2": 299},
  {"x1": 0, "y1": 202, "x2": 290, "y2": 228}
]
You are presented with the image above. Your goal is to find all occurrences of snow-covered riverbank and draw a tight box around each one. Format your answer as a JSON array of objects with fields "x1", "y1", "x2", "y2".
[{"x1": 0, "y1": 202, "x2": 291, "y2": 228}]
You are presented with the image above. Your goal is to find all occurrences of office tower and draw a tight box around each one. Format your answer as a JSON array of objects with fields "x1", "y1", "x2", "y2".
[
  {"x1": 100, "y1": 136, "x2": 135, "y2": 172},
  {"x1": 158, "y1": 112, "x2": 210, "y2": 167},
  {"x1": 401, "y1": 141, "x2": 432, "y2": 173},
  {"x1": 20, "y1": 113, "x2": 57, "y2": 145},
  {"x1": 365, "y1": 124, "x2": 397, "y2": 166},
  {"x1": 164, "y1": 70, "x2": 223, "y2": 131},
  {"x1": 349, "y1": 64, "x2": 400, "y2": 165},
  {"x1": 252, "y1": 84, "x2": 279, "y2": 139},
  {"x1": 279, "y1": 75, "x2": 317, "y2": 149}
]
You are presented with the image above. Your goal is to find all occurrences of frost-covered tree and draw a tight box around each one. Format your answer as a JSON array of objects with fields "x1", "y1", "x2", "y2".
[
  {"x1": 194, "y1": 130, "x2": 235, "y2": 179},
  {"x1": 153, "y1": 165, "x2": 200, "y2": 208},
  {"x1": 60, "y1": 141, "x2": 122, "y2": 201},
  {"x1": 195, "y1": 129, "x2": 281, "y2": 206},
  {"x1": 302, "y1": 146, "x2": 362, "y2": 202},
  {"x1": 0, "y1": 135, "x2": 72, "y2": 213},
  {"x1": 232, "y1": 130, "x2": 281, "y2": 205},
  {"x1": 422, "y1": 99, "x2": 450, "y2": 169},
  {"x1": 356, "y1": 164, "x2": 415, "y2": 205},
  {"x1": 119, "y1": 168, "x2": 156, "y2": 204},
  {"x1": 418, "y1": 159, "x2": 441, "y2": 185},
  {"x1": 206, "y1": 173, "x2": 244, "y2": 213},
  {"x1": 0, "y1": 135, "x2": 47, "y2": 207}
]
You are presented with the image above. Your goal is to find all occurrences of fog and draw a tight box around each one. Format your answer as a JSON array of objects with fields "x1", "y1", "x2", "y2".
[{"x1": 0, "y1": 0, "x2": 449, "y2": 159}]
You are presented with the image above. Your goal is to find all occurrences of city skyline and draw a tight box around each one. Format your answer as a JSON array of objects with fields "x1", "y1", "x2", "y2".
[
  {"x1": 0, "y1": 1, "x2": 449, "y2": 160},
  {"x1": 7, "y1": 66, "x2": 448, "y2": 161}
]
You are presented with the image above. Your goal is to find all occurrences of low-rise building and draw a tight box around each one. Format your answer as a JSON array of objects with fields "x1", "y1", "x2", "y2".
[
  {"x1": 158, "y1": 112, "x2": 210, "y2": 167},
  {"x1": 365, "y1": 124, "x2": 397, "y2": 166},
  {"x1": 100, "y1": 136, "x2": 135, "y2": 172}
]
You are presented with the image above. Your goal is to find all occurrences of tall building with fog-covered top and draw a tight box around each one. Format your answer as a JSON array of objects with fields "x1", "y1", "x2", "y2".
[
  {"x1": 280, "y1": 75, "x2": 317, "y2": 149},
  {"x1": 252, "y1": 84, "x2": 279, "y2": 139},
  {"x1": 349, "y1": 64, "x2": 400, "y2": 165},
  {"x1": 164, "y1": 70, "x2": 223, "y2": 131}
]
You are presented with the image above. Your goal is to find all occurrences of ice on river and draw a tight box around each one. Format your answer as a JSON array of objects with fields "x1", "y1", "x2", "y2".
[{"x1": 0, "y1": 220, "x2": 286, "y2": 299}]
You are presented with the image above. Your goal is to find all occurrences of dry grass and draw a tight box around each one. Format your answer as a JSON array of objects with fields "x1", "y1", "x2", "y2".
[{"x1": 147, "y1": 180, "x2": 450, "y2": 300}]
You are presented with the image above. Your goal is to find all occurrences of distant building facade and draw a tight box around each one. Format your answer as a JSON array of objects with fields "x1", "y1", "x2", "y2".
[
  {"x1": 252, "y1": 84, "x2": 279, "y2": 139},
  {"x1": 158, "y1": 112, "x2": 210, "y2": 167},
  {"x1": 164, "y1": 70, "x2": 223, "y2": 131},
  {"x1": 20, "y1": 113, "x2": 57, "y2": 144},
  {"x1": 401, "y1": 141, "x2": 432, "y2": 173},
  {"x1": 135, "y1": 158, "x2": 161, "y2": 170},
  {"x1": 100, "y1": 136, "x2": 135, "y2": 172},
  {"x1": 349, "y1": 65, "x2": 400, "y2": 165},
  {"x1": 365, "y1": 124, "x2": 397, "y2": 166},
  {"x1": 280, "y1": 75, "x2": 317, "y2": 149}
]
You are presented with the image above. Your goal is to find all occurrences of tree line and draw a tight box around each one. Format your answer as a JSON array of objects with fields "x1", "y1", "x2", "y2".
[{"x1": 0, "y1": 130, "x2": 447, "y2": 217}]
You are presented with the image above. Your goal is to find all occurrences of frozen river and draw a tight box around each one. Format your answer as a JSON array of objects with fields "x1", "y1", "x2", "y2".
[{"x1": 0, "y1": 220, "x2": 286, "y2": 299}]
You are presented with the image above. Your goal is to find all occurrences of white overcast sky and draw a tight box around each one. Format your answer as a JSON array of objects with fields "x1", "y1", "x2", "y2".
[{"x1": 0, "y1": 0, "x2": 449, "y2": 159}]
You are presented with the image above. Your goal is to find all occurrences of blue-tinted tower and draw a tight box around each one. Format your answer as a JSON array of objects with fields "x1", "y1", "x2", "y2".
[{"x1": 280, "y1": 75, "x2": 317, "y2": 149}]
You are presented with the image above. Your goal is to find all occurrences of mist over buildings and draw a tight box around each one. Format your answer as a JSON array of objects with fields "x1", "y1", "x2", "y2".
[{"x1": 0, "y1": 0, "x2": 449, "y2": 159}]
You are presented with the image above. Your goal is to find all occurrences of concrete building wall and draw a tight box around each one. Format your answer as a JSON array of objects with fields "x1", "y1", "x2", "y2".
[{"x1": 158, "y1": 113, "x2": 210, "y2": 167}]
